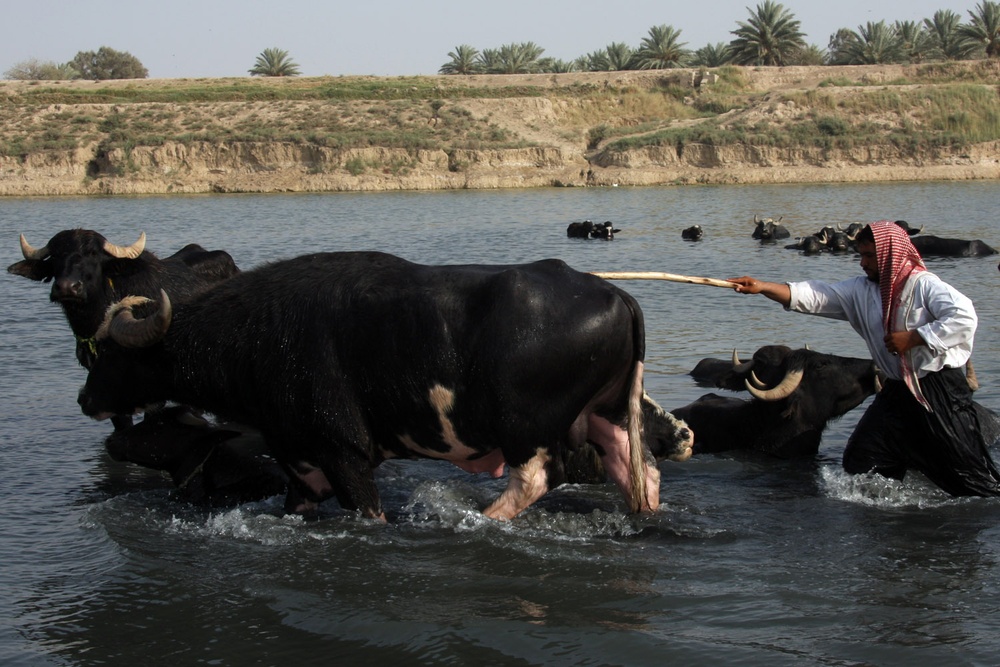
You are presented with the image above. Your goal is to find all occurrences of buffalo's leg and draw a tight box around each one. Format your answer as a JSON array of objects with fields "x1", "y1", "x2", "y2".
[
  {"x1": 483, "y1": 448, "x2": 551, "y2": 521},
  {"x1": 320, "y1": 454, "x2": 385, "y2": 522},
  {"x1": 587, "y1": 414, "x2": 660, "y2": 511}
]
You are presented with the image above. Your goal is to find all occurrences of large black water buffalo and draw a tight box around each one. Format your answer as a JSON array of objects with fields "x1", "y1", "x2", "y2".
[
  {"x1": 910, "y1": 234, "x2": 997, "y2": 257},
  {"x1": 751, "y1": 215, "x2": 790, "y2": 241},
  {"x1": 78, "y1": 252, "x2": 663, "y2": 521},
  {"x1": 674, "y1": 346, "x2": 880, "y2": 458},
  {"x1": 7, "y1": 229, "x2": 240, "y2": 369}
]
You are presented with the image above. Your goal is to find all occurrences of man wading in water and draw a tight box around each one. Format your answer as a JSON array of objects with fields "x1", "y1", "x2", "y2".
[{"x1": 729, "y1": 220, "x2": 1000, "y2": 497}]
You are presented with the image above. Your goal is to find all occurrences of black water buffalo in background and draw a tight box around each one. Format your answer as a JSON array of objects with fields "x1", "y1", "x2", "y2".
[
  {"x1": 839, "y1": 222, "x2": 866, "y2": 240},
  {"x1": 681, "y1": 225, "x2": 704, "y2": 241},
  {"x1": 674, "y1": 346, "x2": 880, "y2": 458},
  {"x1": 751, "y1": 215, "x2": 790, "y2": 241},
  {"x1": 567, "y1": 220, "x2": 620, "y2": 240},
  {"x1": 785, "y1": 226, "x2": 853, "y2": 254},
  {"x1": 911, "y1": 234, "x2": 998, "y2": 257},
  {"x1": 78, "y1": 252, "x2": 661, "y2": 521},
  {"x1": 823, "y1": 228, "x2": 852, "y2": 253},
  {"x1": 785, "y1": 234, "x2": 827, "y2": 255},
  {"x1": 690, "y1": 345, "x2": 800, "y2": 390},
  {"x1": 103, "y1": 406, "x2": 288, "y2": 507},
  {"x1": 892, "y1": 220, "x2": 924, "y2": 236},
  {"x1": 7, "y1": 229, "x2": 240, "y2": 369}
]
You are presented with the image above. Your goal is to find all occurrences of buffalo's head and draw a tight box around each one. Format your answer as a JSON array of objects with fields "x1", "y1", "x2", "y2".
[
  {"x1": 8, "y1": 229, "x2": 148, "y2": 345},
  {"x1": 751, "y1": 215, "x2": 788, "y2": 241},
  {"x1": 78, "y1": 290, "x2": 173, "y2": 420},
  {"x1": 738, "y1": 346, "x2": 879, "y2": 423},
  {"x1": 8, "y1": 229, "x2": 147, "y2": 301}
]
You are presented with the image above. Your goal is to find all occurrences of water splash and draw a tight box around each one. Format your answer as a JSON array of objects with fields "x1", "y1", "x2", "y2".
[{"x1": 819, "y1": 464, "x2": 958, "y2": 509}]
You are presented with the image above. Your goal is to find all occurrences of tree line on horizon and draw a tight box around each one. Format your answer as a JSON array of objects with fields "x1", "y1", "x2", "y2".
[
  {"x1": 3, "y1": 1, "x2": 999, "y2": 81},
  {"x1": 438, "y1": 0, "x2": 1000, "y2": 74}
]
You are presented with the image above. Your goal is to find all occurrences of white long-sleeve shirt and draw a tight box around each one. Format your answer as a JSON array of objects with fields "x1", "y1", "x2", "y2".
[{"x1": 787, "y1": 273, "x2": 977, "y2": 381}]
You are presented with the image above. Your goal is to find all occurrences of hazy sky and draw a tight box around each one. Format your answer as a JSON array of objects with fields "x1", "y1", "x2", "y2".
[{"x1": 2, "y1": 0, "x2": 982, "y2": 79}]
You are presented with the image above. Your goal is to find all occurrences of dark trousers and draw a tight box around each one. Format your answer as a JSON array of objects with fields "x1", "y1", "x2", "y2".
[{"x1": 844, "y1": 366, "x2": 1000, "y2": 497}]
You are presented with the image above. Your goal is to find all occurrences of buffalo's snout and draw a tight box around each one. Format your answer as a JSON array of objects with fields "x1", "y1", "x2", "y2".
[{"x1": 51, "y1": 278, "x2": 84, "y2": 301}]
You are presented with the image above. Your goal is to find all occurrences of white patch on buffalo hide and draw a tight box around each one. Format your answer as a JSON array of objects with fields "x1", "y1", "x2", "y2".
[
  {"x1": 484, "y1": 447, "x2": 552, "y2": 521},
  {"x1": 396, "y1": 384, "x2": 477, "y2": 461}
]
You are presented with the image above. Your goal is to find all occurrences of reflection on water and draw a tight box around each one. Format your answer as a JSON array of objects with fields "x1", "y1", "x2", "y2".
[{"x1": 1, "y1": 182, "x2": 999, "y2": 666}]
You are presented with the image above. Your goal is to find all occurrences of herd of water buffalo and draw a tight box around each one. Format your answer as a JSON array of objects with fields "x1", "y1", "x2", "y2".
[
  {"x1": 8, "y1": 221, "x2": 999, "y2": 521},
  {"x1": 567, "y1": 215, "x2": 998, "y2": 259},
  {"x1": 747, "y1": 215, "x2": 999, "y2": 258}
]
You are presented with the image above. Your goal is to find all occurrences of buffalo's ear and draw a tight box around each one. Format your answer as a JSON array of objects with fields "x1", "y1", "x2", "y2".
[{"x1": 7, "y1": 259, "x2": 52, "y2": 282}]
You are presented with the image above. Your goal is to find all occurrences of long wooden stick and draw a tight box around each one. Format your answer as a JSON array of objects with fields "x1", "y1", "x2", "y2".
[{"x1": 591, "y1": 271, "x2": 738, "y2": 289}]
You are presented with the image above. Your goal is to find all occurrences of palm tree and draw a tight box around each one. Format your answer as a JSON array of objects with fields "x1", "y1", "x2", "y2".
[
  {"x1": 538, "y1": 58, "x2": 576, "y2": 73},
  {"x1": 728, "y1": 0, "x2": 807, "y2": 66},
  {"x1": 840, "y1": 21, "x2": 905, "y2": 64},
  {"x1": 894, "y1": 20, "x2": 935, "y2": 63},
  {"x1": 485, "y1": 42, "x2": 545, "y2": 74},
  {"x1": 635, "y1": 25, "x2": 690, "y2": 69},
  {"x1": 604, "y1": 42, "x2": 637, "y2": 70},
  {"x1": 957, "y1": 0, "x2": 1000, "y2": 58},
  {"x1": 924, "y1": 10, "x2": 966, "y2": 60},
  {"x1": 578, "y1": 49, "x2": 612, "y2": 71},
  {"x1": 248, "y1": 48, "x2": 300, "y2": 77},
  {"x1": 690, "y1": 42, "x2": 733, "y2": 67},
  {"x1": 439, "y1": 45, "x2": 480, "y2": 74},
  {"x1": 477, "y1": 48, "x2": 502, "y2": 73}
]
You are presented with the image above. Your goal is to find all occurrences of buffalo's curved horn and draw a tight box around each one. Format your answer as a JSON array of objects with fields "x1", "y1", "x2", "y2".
[
  {"x1": 776, "y1": 216, "x2": 783, "y2": 223},
  {"x1": 746, "y1": 368, "x2": 804, "y2": 401},
  {"x1": 105, "y1": 289, "x2": 172, "y2": 348},
  {"x1": 837, "y1": 223, "x2": 845, "y2": 230},
  {"x1": 19, "y1": 234, "x2": 50, "y2": 260},
  {"x1": 731, "y1": 348, "x2": 753, "y2": 374},
  {"x1": 754, "y1": 214, "x2": 760, "y2": 224},
  {"x1": 748, "y1": 372, "x2": 769, "y2": 390},
  {"x1": 103, "y1": 232, "x2": 147, "y2": 259}
]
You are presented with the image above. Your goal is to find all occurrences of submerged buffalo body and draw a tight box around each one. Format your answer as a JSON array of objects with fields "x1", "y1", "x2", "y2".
[
  {"x1": 103, "y1": 406, "x2": 287, "y2": 506},
  {"x1": 911, "y1": 235, "x2": 997, "y2": 257},
  {"x1": 752, "y1": 216, "x2": 789, "y2": 241},
  {"x1": 681, "y1": 225, "x2": 704, "y2": 241},
  {"x1": 676, "y1": 346, "x2": 879, "y2": 457},
  {"x1": 567, "y1": 221, "x2": 620, "y2": 240},
  {"x1": 79, "y1": 252, "x2": 661, "y2": 521}
]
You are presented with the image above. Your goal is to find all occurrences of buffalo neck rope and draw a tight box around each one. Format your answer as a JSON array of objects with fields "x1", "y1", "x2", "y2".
[{"x1": 870, "y1": 220, "x2": 931, "y2": 411}]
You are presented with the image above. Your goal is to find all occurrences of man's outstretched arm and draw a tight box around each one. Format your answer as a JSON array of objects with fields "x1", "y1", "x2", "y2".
[{"x1": 728, "y1": 276, "x2": 791, "y2": 308}]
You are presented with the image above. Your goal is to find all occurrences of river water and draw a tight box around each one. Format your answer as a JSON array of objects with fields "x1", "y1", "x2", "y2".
[{"x1": 1, "y1": 182, "x2": 998, "y2": 666}]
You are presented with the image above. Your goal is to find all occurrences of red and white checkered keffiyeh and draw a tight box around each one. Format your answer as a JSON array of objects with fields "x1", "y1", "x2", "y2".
[
  {"x1": 870, "y1": 220, "x2": 927, "y2": 330},
  {"x1": 870, "y1": 220, "x2": 929, "y2": 408}
]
